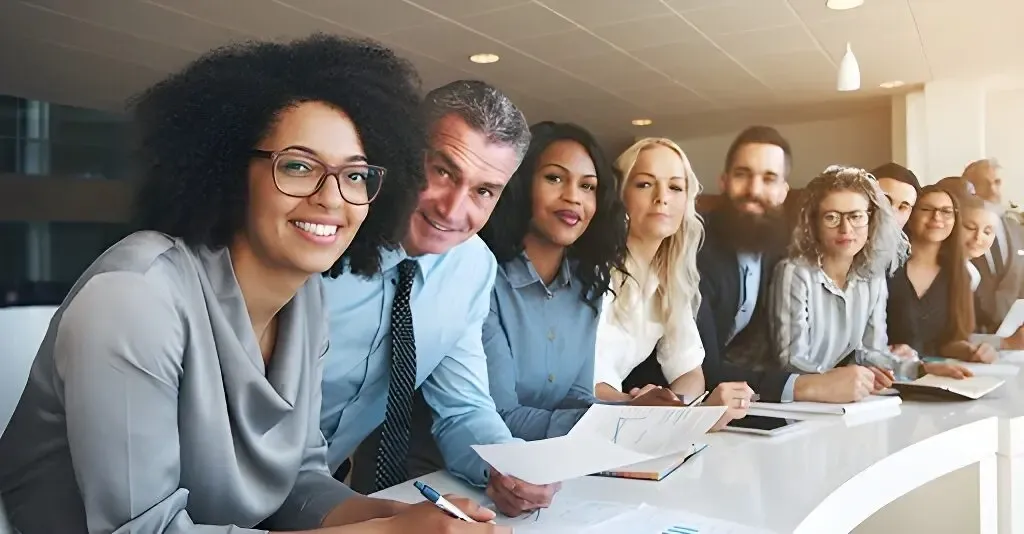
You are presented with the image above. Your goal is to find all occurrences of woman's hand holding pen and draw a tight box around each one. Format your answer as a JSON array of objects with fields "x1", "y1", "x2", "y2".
[
  {"x1": 704, "y1": 382, "x2": 754, "y2": 431},
  {"x1": 382, "y1": 498, "x2": 511, "y2": 533}
]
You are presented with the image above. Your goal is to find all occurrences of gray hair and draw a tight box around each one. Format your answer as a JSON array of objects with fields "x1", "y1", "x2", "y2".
[{"x1": 423, "y1": 80, "x2": 531, "y2": 161}]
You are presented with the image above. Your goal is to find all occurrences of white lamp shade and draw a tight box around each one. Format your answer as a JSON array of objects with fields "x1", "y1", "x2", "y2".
[
  {"x1": 837, "y1": 42, "x2": 861, "y2": 91},
  {"x1": 827, "y1": 0, "x2": 864, "y2": 9}
]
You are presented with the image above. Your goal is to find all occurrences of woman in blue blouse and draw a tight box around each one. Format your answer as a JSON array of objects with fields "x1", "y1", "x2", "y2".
[{"x1": 476, "y1": 122, "x2": 673, "y2": 441}]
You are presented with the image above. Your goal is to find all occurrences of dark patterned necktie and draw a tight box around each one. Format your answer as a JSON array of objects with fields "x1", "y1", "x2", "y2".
[{"x1": 374, "y1": 259, "x2": 419, "y2": 491}]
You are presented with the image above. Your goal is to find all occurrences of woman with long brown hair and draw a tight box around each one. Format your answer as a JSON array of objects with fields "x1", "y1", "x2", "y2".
[{"x1": 887, "y1": 185, "x2": 999, "y2": 361}]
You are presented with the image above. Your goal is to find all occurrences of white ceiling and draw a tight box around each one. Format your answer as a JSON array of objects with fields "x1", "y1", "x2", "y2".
[{"x1": 0, "y1": 0, "x2": 1022, "y2": 146}]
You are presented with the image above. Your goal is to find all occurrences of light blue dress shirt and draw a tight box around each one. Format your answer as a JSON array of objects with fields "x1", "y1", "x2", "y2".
[
  {"x1": 320, "y1": 236, "x2": 514, "y2": 487},
  {"x1": 732, "y1": 252, "x2": 799, "y2": 402},
  {"x1": 484, "y1": 253, "x2": 597, "y2": 440},
  {"x1": 729, "y1": 252, "x2": 762, "y2": 343}
]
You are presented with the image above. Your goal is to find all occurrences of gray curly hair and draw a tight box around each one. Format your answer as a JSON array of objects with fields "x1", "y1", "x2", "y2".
[{"x1": 789, "y1": 165, "x2": 909, "y2": 278}]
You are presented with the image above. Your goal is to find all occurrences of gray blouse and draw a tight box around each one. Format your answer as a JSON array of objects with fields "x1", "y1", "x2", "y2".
[{"x1": 0, "y1": 231, "x2": 354, "y2": 534}]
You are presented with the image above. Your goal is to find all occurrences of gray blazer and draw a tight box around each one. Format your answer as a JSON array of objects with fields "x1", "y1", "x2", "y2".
[
  {"x1": 0, "y1": 231, "x2": 354, "y2": 534},
  {"x1": 975, "y1": 215, "x2": 1024, "y2": 331}
]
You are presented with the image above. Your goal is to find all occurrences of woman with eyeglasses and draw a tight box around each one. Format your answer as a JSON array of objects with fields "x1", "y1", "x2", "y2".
[
  {"x1": 887, "y1": 185, "x2": 1001, "y2": 363},
  {"x1": 770, "y1": 168, "x2": 968, "y2": 397},
  {"x1": 0, "y1": 35, "x2": 505, "y2": 534}
]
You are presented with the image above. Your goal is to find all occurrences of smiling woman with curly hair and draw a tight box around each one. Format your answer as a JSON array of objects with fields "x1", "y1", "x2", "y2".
[
  {"x1": 770, "y1": 166, "x2": 906, "y2": 376},
  {"x1": 769, "y1": 166, "x2": 968, "y2": 394},
  {"x1": 0, "y1": 34, "x2": 502, "y2": 534}
]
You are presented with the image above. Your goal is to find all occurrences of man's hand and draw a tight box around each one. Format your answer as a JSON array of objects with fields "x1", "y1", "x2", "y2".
[
  {"x1": 383, "y1": 498, "x2": 510, "y2": 533},
  {"x1": 794, "y1": 365, "x2": 875, "y2": 403},
  {"x1": 485, "y1": 468, "x2": 560, "y2": 517},
  {"x1": 628, "y1": 387, "x2": 682, "y2": 407},
  {"x1": 703, "y1": 382, "x2": 754, "y2": 431},
  {"x1": 868, "y1": 367, "x2": 895, "y2": 392},
  {"x1": 922, "y1": 362, "x2": 974, "y2": 379}
]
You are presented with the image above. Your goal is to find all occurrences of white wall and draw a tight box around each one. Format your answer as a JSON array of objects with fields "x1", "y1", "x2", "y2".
[
  {"x1": 893, "y1": 76, "x2": 1024, "y2": 205},
  {"x1": 984, "y1": 87, "x2": 1024, "y2": 206},
  {"x1": 671, "y1": 107, "x2": 893, "y2": 194}
]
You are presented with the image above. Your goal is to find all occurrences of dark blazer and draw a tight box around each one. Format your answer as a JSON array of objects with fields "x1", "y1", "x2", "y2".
[
  {"x1": 623, "y1": 209, "x2": 792, "y2": 401},
  {"x1": 974, "y1": 214, "x2": 1024, "y2": 332},
  {"x1": 695, "y1": 209, "x2": 791, "y2": 401}
]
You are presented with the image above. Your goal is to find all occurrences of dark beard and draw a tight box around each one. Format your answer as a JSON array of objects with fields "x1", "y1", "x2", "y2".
[{"x1": 716, "y1": 198, "x2": 790, "y2": 253}]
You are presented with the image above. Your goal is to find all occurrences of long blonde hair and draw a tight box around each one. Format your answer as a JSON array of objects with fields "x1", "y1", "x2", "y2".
[{"x1": 611, "y1": 138, "x2": 704, "y2": 355}]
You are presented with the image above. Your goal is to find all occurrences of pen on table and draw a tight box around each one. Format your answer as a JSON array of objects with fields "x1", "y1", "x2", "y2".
[{"x1": 413, "y1": 480, "x2": 496, "y2": 524}]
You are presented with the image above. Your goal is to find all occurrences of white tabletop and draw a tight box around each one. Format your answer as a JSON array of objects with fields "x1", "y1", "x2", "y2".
[{"x1": 377, "y1": 397, "x2": 1001, "y2": 533}]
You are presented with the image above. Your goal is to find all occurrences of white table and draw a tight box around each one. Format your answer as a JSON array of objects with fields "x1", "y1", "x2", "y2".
[
  {"x1": 957, "y1": 351, "x2": 1024, "y2": 534},
  {"x1": 376, "y1": 401, "x2": 1001, "y2": 534}
]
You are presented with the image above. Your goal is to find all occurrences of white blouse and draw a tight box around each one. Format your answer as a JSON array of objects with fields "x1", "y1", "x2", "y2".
[
  {"x1": 967, "y1": 260, "x2": 981, "y2": 292},
  {"x1": 593, "y1": 275, "x2": 705, "y2": 391}
]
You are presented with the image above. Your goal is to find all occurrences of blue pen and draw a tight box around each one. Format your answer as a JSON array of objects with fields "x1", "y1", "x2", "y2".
[{"x1": 414, "y1": 481, "x2": 486, "y2": 523}]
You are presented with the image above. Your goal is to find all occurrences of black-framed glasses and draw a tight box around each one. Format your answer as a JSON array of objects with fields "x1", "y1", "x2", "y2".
[
  {"x1": 251, "y1": 149, "x2": 385, "y2": 205},
  {"x1": 821, "y1": 209, "x2": 871, "y2": 229},
  {"x1": 917, "y1": 206, "x2": 957, "y2": 221}
]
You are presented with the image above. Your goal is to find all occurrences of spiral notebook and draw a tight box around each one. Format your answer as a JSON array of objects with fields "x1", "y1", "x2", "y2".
[{"x1": 591, "y1": 443, "x2": 708, "y2": 481}]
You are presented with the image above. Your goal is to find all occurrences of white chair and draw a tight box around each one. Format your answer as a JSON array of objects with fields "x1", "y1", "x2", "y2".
[{"x1": 0, "y1": 305, "x2": 57, "y2": 437}]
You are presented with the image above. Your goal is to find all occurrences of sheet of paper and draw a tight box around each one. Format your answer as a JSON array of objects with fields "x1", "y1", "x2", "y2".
[
  {"x1": 569, "y1": 405, "x2": 726, "y2": 457},
  {"x1": 471, "y1": 435, "x2": 651, "y2": 486},
  {"x1": 751, "y1": 395, "x2": 901, "y2": 416},
  {"x1": 996, "y1": 299, "x2": 1024, "y2": 337},
  {"x1": 586, "y1": 504, "x2": 775, "y2": 534},
  {"x1": 912, "y1": 374, "x2": 1005, "y2": 399},
  {"x1": 489, "y1": 498, "x2": 640, "y2": 533},
  {"x1": 472, "y1": 405, "x2": 725, "y2": 485}
]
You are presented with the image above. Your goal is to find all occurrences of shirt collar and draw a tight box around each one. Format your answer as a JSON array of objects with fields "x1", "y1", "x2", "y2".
[
  {"x1": 380, "y1": 245, "x2": 444, "y2": 279},
  {"x1": 812, "y1": 263, "x2": 866, "y2": 296},
  {"x1": 506, "y1": 251, "x2": 574, "y2": 291}
]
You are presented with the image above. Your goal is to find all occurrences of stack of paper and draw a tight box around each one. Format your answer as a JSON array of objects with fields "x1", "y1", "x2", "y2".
[
  {"x1": 947, "y1": 360, "x2": 1020, "y2": 377},
  {"x1": 471, "y1": 404, "x2": 725, "y2": 485},
  {"x1": 749, "y1": 395, "x2": 901, "y2": 416}
]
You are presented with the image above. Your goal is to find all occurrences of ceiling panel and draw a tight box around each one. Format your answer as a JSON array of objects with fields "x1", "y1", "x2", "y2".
[
  {"x1": 678, "y1": 0, "x2": 801, "y2": 35},
  {"x1": 461, "y1": 3, "x2": 574, "y2": 41},
  {"x1": 9, "y1": 2, "x2": 192, "y2": 73},
  {"x1": 713, "y1": 25, "x2": 823, "y2": 61},
  {"x1": 278, "y1": 0, "x2": 435, "y2": 36},
  {"x1": 22, "y1": 0, "x2": 247, "y2": 52},
  {"x1": 506, "y1": 29, "x2": 611, "y2": 61},
  {"x1": 740, "y1": 50, "x2": 837, "y2": 91},
  {"x1": 376, "y1": 19, "x2": 505, "y2": 64},
  {"x1": 149, "y1": 0, "x2": 359, "y2": 41},
  {"x1": 589, "y1": 14, "x2": 704, "y2": 52},
  {"x1": 405, "y1": 0, "x2": 530, "y2": 19},
  {"x1": 537, "y1": 0, "x2": 673, "y2": 27},
  {"x1": 613, "y1": 83, "x2": 713, "y2": 114}
]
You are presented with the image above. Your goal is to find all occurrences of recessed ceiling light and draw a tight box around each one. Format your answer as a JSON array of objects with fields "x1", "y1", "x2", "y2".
[
  {"x1": 826, "y1": 0, "x2": 864, "y2": 10},
  {"x1": 879, "y1": 80, "x2": 905, "y2": 89},
  {"x1": 632, "y1": 119, "x2": 653, "y2": 126},
  {"x1": 469, "y1": 53, "x2": 500, "y2": 64}
]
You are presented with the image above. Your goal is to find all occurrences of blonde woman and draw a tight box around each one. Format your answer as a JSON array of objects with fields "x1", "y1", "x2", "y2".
[
  {"x1": 593, "y1": 138, "x2": 750, "y2": 427},
  {"x1": 772, "y1": 167, "x2": 968, "y2": 400}
]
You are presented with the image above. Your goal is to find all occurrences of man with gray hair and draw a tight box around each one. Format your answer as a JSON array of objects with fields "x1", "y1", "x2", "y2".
[
  {"x1": 321, "y1": 80, "x2": 560, "y2": 516},
  {"x1": 963, "y1": 158, "x2": 1024, "y2": 330}
]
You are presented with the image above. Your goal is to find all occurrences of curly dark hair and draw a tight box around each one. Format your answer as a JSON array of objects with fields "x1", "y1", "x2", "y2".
[
  {"x1": 131, "y1": 33, "x2": 425, "y2": 277},
  {"x1": 479, "y1": 121, "x2": 628, "y2": 310}
]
